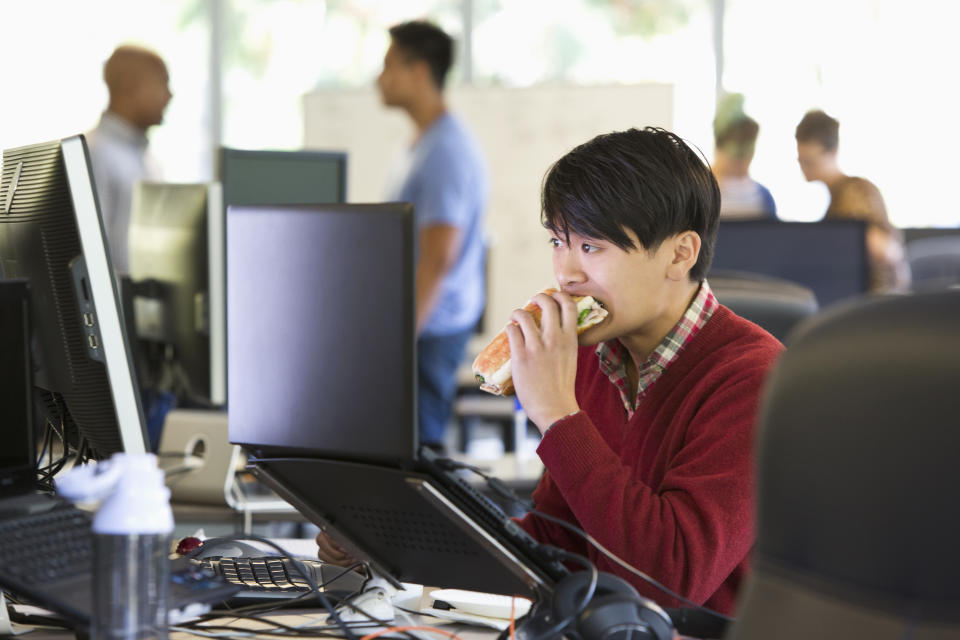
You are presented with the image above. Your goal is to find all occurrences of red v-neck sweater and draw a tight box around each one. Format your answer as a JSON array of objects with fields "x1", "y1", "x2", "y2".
[{"x1": 516, "y1": 305, "x2": 784, "y2": 614}]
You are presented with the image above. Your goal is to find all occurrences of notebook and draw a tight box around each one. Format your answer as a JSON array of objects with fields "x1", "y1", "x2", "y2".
[
  {"x1": 159, "y1": 409, "x2": 293, "y2": 513},
  {"x1": 0, "y1": 282, "x2": 238, "y2": 628}
]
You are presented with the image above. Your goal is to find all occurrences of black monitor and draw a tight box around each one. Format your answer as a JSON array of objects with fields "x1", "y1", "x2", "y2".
[
  {"x1": 0, "y1": 136, "x2": 148, "y2": 460},
  {"x1": 227, "y1": 203, "x2": 416, "y2": 462},
  {"x1": 0, "y1": 280, "x2": 35, "y2": 490},
  {"x1": 219, "y1": 147, "x2": 347, "y2": 207},
  {"x1": 127, "y1": 182, "x2": 225, "y2": 407},
  {"x1": 709, "y1": 219, "x2": 870, "y2": 307}
]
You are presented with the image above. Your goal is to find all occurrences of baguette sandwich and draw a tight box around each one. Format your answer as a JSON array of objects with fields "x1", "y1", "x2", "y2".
[{"x1": 472, "y1": 288, "x2": 608, "y2": 396}]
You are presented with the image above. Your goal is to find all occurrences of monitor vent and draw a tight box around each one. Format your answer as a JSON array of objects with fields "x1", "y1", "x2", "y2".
[{"x1": 340, "y1": 504, "x2": 481, "y2": 557}]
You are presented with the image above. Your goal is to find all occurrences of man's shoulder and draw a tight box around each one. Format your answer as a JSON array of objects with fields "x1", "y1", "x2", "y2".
[
  {"x1": 427, "y1": 114, "x2": 484, "y2": 159},
  {"x1": 695, "y1": 307, "x2": 785, "y2": 365}
]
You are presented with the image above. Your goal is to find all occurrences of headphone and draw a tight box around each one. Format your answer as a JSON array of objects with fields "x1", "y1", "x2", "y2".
[{"x1": 551, "y1": 571, "x2": 674, "y2": 640}]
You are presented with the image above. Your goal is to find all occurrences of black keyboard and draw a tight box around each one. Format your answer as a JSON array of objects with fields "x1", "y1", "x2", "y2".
[
  {"x1": 0, "y1": 498, "x2": 93, "y2": 585},
  {"x1": 200, "y1": 556, "x2": 367, "y2": 601},
  {"x1": 0, "y1": 495, "x2": 240, "y2": 624}
]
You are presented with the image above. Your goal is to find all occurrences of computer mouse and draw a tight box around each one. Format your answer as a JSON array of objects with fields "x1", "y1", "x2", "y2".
[{"x1": 194, "y1": 539, "x2": 267, "y2": 559}]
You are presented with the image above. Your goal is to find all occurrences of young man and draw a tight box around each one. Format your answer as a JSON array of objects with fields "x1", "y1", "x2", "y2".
[
  {"x1": 794, "y1": 109, "x2": 909, "y2": 292},
  {"x1": 86, "y1": 45, "x2": 172, "y2": 274},
  {"x1": 506, "y1": 127, "x2": 784, "y2": 614},
  {"x1": 377, "y1": 21, "x2": 488, "y2": 452}
]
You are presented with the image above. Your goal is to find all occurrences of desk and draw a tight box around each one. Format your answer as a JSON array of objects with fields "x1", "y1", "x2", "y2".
[{"x1": 9, "y1": 591, "x2": 505, "y2": 640}]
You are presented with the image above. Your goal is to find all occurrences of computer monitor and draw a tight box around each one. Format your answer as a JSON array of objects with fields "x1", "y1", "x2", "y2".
[
  {"x1": 0, "y1": 135, "x2": 148, "y2": 460},
  {"x1": 219, "y1": 147, "x2": 347, "y2": 207},
  {"x1": 227, "y1": 202, "x2": 416, "y2": 462},
  {"x1": 709, "y1": 219, "x2": 870, "y2": 307},
  {"x1": 0, "y1": 280, "x2": 34, "y2": 489},
  {"x1": 127, "y1": 182, "x2": 225, "y2": 407}
]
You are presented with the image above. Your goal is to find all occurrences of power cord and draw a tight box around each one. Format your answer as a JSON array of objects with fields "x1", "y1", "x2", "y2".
[
  {"x1": 438, "y1": 458, "x2": 735, "y2": 625},
  {"x1": 183, "y1": 535, "x2": 361, "y2": 640}
]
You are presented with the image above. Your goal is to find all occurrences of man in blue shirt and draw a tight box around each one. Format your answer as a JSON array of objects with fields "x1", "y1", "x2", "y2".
[{"x1": 378, "y1": 21, "x2": 489, "y2": 452}]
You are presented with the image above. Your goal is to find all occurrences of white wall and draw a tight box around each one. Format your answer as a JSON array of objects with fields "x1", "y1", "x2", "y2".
[{"x1": 303, "y1": 83, "x2": 672, "y2": 345}]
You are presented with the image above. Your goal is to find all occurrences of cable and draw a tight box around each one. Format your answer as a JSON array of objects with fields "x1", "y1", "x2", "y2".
[
  {"x1": 529, "y1": 550, "x2": 597, "y2": 640},
  {"x1": 184, "y1": 534, "x2": 360, "y2": 640},
  {"x1": 182, "y1": 536, "x2": 426, "y2": 640},
  {"x1": 359, "y1": 626, "x2": 462, "y2": 640},
  {"x1": 439, "y1": 458, "x2": 735, "y2": 624}
]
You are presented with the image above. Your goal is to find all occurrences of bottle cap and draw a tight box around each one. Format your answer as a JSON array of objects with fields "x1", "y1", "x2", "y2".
[{"x1": 92, "y1": 453, "x2": 174, "y2": 535}]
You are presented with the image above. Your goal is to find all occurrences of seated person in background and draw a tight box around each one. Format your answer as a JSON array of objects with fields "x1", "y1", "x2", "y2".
[
  {"x1": 317, "y1": 128, "x2": 783, "y2": 614},
  {"x1": 505, "y1": 128, "x2": 784, "y2": 614},
  {"x1": 712, "y1": 93, "x2": 777, "y2": 219},
  {"x1": 795, "y1": 109, "x2": 910, "y2": 292}
]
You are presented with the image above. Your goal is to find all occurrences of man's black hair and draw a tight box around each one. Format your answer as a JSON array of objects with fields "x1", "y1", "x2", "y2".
[
  {"x1": 795, "y1": 109, "x2": 839, "y2": 152},
  {"x1": 541, "y1": 127, "x2": 720, "y2": 282},
  {"x1": 388, "y1": 20, "x2": 454, "y2": 90}
]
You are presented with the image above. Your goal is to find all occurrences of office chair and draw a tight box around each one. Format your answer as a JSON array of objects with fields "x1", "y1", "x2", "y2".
[
  {"x1": 709, "y1": 270, "x2": 819, "y2": 341},
  {"x1": 727, "y1": 290, "x2": 960, "y2": 640}
]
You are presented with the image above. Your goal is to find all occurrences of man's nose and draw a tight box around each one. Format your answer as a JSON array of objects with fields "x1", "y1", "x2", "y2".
[{"x1": 555, "y1": 250, "x2": 585, "y2": 286}]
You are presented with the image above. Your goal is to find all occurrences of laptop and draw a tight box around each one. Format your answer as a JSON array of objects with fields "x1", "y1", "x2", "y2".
[
  {"x1": 0, "y1": 280, "x2": 96, "y2": 623},
  {"x1": 226, "y1": 203, "x2": 569, "y2": 602},
  {"x1": 0, "y1": 281, "x2": 237, "y2": 628},
  {"x1": 159, "y1": 408, "x2": 293, "y2": 513}
]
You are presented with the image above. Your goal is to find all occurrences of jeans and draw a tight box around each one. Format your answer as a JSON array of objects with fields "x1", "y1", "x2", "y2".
[{"x1": 417, "y1": 329, "x2": 473, "y2": 449}]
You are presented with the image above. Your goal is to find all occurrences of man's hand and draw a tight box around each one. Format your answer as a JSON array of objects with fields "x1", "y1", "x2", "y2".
[
  {"x1": 504, "y1": 290, "x2": 581, "y2": 433},
  {"x1": 315, "y1": 531, "x2": 358, "y2": 566}
]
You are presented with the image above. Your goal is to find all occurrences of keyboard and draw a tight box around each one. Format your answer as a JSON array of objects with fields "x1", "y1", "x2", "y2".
[
  {"x1": 200, "y1": 556, "x2": 367, "y2": 603},
  {"x1": 0, "y1": 497, "x2": 93, "y2": 587}
]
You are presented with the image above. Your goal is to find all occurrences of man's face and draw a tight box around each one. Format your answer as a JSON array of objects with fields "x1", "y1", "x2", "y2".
[
  {"x1": 550, "y1": 227, "x2": 680, "y2": 346},
  {"x1": 133, "y1": 65, "x2": 172, "y2": 129},
  {"x1": 796, "y1": 140, "x2": 831, "y2": 182},
  {"x1": 376, "y1": 43, "x2": 418, "y2": 107}
]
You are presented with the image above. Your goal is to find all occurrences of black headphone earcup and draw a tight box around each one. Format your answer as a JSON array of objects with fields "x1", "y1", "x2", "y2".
[
  {"x1": 553, "y1": 571, "x2": 639, "y2": 615},
  {"x1": 552, "y1": 572, "x2": 674, "y2": 640}
]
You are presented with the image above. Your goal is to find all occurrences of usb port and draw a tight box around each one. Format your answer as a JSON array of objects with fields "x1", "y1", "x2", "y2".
[
  {"x1": 83, "y1": 312, "x2": 95, "y2": 326},
  {"x1": 88, "y1": 334, "x2": 99, "y2": 349}
]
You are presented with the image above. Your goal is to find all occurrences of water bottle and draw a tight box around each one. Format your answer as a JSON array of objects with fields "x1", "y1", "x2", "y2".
[{"x1": 90, "y1": 454, "x2": 174, "y2": 640}]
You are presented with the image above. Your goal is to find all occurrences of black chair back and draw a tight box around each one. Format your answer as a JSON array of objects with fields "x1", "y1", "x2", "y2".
[{"x1": 729, "y1": 291, "x2": 960, "y2": 639}]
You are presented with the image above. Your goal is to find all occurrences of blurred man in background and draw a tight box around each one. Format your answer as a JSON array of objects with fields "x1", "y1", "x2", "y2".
[
  {"x1": 377, "y1": 21, "x2": 489, "y2": 452},
  {"x1": 795, "y1": 109, "x2": 909, "y2": 292},
  {"x1": 86, "y1": 44, "x2": 172, "y2": 274}
]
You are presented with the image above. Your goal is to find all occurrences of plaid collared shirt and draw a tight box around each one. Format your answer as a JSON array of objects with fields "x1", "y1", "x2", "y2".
[{"x1": 595, "y1": 280, "x2": 718, "y2": 418}]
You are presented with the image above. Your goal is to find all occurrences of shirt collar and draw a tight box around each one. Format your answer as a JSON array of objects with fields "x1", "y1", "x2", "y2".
[
  {"x1": 97, "y1": 111, "x2": 150, "y2": 150},
  {"x1": 596, "y1": 279, "x2": 718, "y2": 417}
]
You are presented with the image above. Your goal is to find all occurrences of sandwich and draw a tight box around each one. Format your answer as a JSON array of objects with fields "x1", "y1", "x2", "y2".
[{"x1": 472, "y1": 288, "x2": 608, "y2": 396}]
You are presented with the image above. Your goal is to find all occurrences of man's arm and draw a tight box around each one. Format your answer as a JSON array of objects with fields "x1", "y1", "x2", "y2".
[
  {"x1": 416, "y1": 223, "x2": 463, "y2": 334},
  {"x1": 525, "y1": 368, "x2": 766, "y2": 611}
]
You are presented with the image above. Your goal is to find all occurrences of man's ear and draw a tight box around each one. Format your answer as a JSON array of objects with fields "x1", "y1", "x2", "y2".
[
  {"x1": 411, "y1": 59, "x2": 435, "y2": 90},
  {"x1": 665, "y1": 231, "x2": 701, "y2": 281}
]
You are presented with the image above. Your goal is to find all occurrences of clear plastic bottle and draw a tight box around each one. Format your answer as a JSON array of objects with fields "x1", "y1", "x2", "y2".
[{"x1": 90, "y1": 454, "x2": 173, "y2": 640}]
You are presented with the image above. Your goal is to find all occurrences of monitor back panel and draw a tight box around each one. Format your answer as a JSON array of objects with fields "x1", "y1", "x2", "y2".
[
  {"x1": 710, "y1": 220, "x2": 869, "y2": 307},
  {"x1": 219, "y1": 148, "x2": 347, "y2": 207}
]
